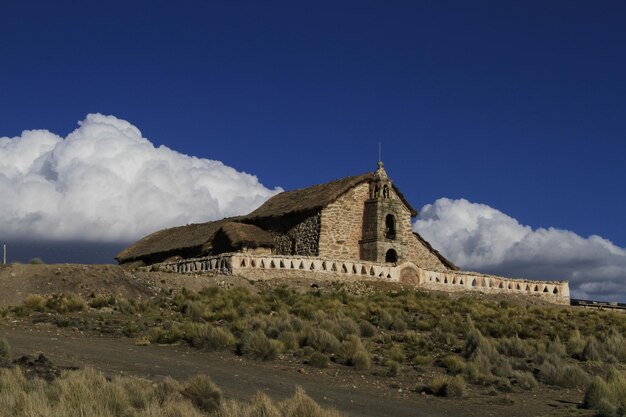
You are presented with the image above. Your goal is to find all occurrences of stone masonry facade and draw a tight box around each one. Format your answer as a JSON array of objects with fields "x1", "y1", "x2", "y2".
[
  {"x1": 272, "y1": 212, "x2": 321, "y2": 257},
  {"x1": 318, "y1": 183, "x2": 369, "y2": 260}
]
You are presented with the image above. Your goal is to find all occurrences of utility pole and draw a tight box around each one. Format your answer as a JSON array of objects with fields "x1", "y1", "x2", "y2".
[{"x1": 2, "y1": 243, "x2": 6, "y2": 265}]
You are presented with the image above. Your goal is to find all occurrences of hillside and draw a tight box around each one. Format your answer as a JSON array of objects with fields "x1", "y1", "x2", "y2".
[{"x1": 0, "y1": 263, "x2": 625, "y2": 417}]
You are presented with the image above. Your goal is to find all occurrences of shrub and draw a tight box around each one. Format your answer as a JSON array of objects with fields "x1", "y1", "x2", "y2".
[
  {"x1": 239, "y1": 392, "x2": 282, "y2": 417},
  {"x1": 181, "y1": 300, "x2": 208, "y2": 321},
  {"x1": 429, "y1": 374, "x2": 449, "y2": 396},
  {"x1": 428, "y1": 375, "x2": 466, "y2": 397},
  {"x1": 0, "y1": 338, "x2": 10, "y2": 359},
  {"x1": 279, "y1": 386, "x2": 343, "y2": 417},
  {"x1": 391, "y1": 318, "x2": 408, "y2": 332},
  {"x1": 498, "y1": 335, "x2": 533, "y2": 358},
  {"x1": 303, "y1": 328, "x2": 341, "y2": 355},
  {"x1": 28, "y1": 257, "x2": 44, "y2": 264},
  {"x1": 88, "y1": 296, "x2": 115, "y2": 309},
  {"x1": 308, "y1": 352, "x2": 329, "y2": 368},
  {"x1": 584, "y1": 377, "x2": 611, "y2": 411},
  {"x1": 336, "y1": 317, "x2": 360, "y2": 339},
  {"x1": 376, "y1": 309, "x2": 394, "y2": 329},
  {"x1": 339, "y1": 336, "x2": 367, "y2": 366},
  {"x1": 182, "y1": 374, "x2": 223, "y2": 413},
  {"x1": 512, "y1": 371, "x2": 537, "y2": 390},
  {"x1": 148, "y1": 325, "x2": 184, "y2": 345},
  {"x1": 403, "y1": 331, "x2": 422, "y2": 345},
  {"x1": 602, "y1": 329, "x2": 626, "y2": 363},
  {"x1": 583, "y1": 373, "x2": 626, "y2": 417},
  {"x1": 123, "y1": 321, "x2": 144, "y2": 338},
  {"x1": 387, "y1": 360, "x2": 401, "y2": 377},
  {"x1": 567, "y1": 329, "x2": 586, "y2": 358},
  {"x1": 189, "y1": 324, "x2": 235, "y2": 351},
  {"x1": 431, "y1": 328, "x2": 456, "y2": 346},
  {"x1": 446, "y1": 375, "x2": 467, "y2": 398},
  {"x1": 441, "y1": 355, "x2": 465, "y2": 375},
  {"x1": 241, "y1": 331, "x2": 282, "y2": 361},
  {"x1": 359, "y1": 320, "x2": 376, "y2": 338},
  {"x1": 46, "y1": 294, "x2": 86, "y2": 313},
  {"x1": 462, "y1": 324, "x2": 498, "y2": 360},
  {"x1": 538, "y1": 359, "x2": 590, "y2": 389},
  {"x1": 352, "y1": 350, "x2": 372, "y2": 370},
  {"x1": 464, "y1": 362, "x2": 498, "y2": 386},
  {"x1": 546, "y1": 335, "x2": 567, "y2": 357},
  {"x1": 114, "y1": 298, "x2": 136, "y2": 314},
  {"x1": 387, "y1": 345, "x2": 405, "y2": 363},
  {"x1": 581, "y1": 338, "x2": 603, "y2": 362},
  {"x1": 22, "y1": 294, "x2": 46, "y2": 312},
  {"x1": 412, "y1": 355, "x2": 433, "y2": 367},
  {"x1": 279, "y1": 330, "x2": 299, "y2": 351},
  {"x1": 154, "y1": 376, "x2": 182, "y2": 405},
  {"x1": 491, "y1": 357, "x2": 514, "y2": 378}
]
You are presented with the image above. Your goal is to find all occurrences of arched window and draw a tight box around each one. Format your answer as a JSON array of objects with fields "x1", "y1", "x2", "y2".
[
  {"x1": 383, "y1": 184, "x2": 389, "y2": 198},
  {"x1": 385, "y1": 214, "x2": 396, "y2": 240},
  {"x1": 385, "y1": 249, "x2": 397, "y2": 263}
]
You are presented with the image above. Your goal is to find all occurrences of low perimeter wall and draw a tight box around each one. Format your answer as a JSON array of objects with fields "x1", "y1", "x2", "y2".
[{"x1": 152, "y1": 254, "x2": 570, "y2": 305}]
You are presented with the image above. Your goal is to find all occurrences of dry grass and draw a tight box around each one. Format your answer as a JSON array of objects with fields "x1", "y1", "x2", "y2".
[
  {"x1": 0, "y1": 338, "x2": 10, "y2": 359},
  {"x1": 241, "y1": 331, "x2": 283, "y2": 361},
  {"x1": 583, "y1": 371, "x2": 626, "y2": 417},
  {"x1": 0, "y1": 367, "x2": 342, "y2": 417},
  {"x1": 8, "y1": 282, "x2": 626, "y2": 401},
  {"x1": 428, "y1": 374, "x2": 467, "y2": 398}
]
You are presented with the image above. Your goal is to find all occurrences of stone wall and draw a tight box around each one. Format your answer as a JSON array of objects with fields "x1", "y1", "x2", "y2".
[
  {"x1": 318, "y1": 183, "x2": 369, "y2": 260},
  {"x1": 414, "y1": 267, "x2": 570, "y2": 305},
  {"x1": 152, "y1": 255, "x2": 570, "y2": 305},
  {"x1": 407, "y1": 233, "x2": 452, "y2": 271},
  {"x1": 271, "y1": 212, "x2": 321, "y2": 257}
]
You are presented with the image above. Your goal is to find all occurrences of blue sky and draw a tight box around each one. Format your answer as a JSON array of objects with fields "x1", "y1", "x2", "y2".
[{"x1": 1, "y1": 1, "x2": 625, "y2": 300}]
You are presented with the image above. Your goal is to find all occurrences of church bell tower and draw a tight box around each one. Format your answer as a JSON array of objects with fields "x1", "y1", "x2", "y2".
[{"x1": 359, "y1": 162, "x2": 409, "y2": 263}]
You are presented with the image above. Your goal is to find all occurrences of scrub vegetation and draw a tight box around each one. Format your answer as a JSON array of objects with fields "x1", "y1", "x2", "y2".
[
  {"x1": 5, "y1": 281, "x2": 626, "y2": 415},
  {"x1": 0, "y1": 356, "x2": 341, "y2": 417}
]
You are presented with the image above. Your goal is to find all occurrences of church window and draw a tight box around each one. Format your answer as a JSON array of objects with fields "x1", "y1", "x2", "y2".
[
  {"x1": 383, "y1": 184, "x2": 389, "y2": 198},
  {"x1": 385, "y1": 249, "x2": 397, "y2": 263},
  {"x1": 385, "y1": 214, "x2": 396, "y2": 240}
]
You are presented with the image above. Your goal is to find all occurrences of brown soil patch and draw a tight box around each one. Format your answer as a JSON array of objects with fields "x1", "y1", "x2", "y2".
[{"x1": 0, "y1": 263, "x2": 255, "y2": 307}]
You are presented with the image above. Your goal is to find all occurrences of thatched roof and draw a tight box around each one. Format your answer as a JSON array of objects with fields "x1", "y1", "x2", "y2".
[
  {"x1": 218, "y1": 222, "x2": 274, "y2": 248},
  {"x1": 246, "y1": 173, "x2": 417, "y2": 219},
  {"x1": 115, "y1": 217, "x2": 240, "y2": 263}
]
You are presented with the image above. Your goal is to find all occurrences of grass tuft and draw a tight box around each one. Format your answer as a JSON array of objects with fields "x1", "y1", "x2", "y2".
[
  {"x1": 181, "y1": 374, "x2": 223, "y2": 413},
  {"x1": 241, "y1": 331, "x2": 282, "y2": 361}
]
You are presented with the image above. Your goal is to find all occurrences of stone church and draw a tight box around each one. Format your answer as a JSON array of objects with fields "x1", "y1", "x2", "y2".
[{"x1": 117, "y1": 163, "x2": 569, "y2": 304}]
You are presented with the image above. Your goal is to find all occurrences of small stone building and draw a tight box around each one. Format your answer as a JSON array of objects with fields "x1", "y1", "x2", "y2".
[{"x1": 116, "y1": 163, "x2": 570, "y2": 304}]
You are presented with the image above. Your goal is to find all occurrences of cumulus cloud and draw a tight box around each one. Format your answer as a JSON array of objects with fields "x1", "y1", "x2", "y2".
[
  {"x1": 414, "y1": 198, "x2": 626, "y2": 302},
  {"x1": 0, "y1": 114, "x2": 281, "y2": 241}
]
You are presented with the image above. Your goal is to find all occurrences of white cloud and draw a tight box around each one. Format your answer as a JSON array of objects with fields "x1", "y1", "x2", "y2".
[
  {"x1": 0, "y1": 114, "x2": 281, "y2": 241},
  {"x1": 414, "y1": 198, "x2": 626, "y2": 302}
]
